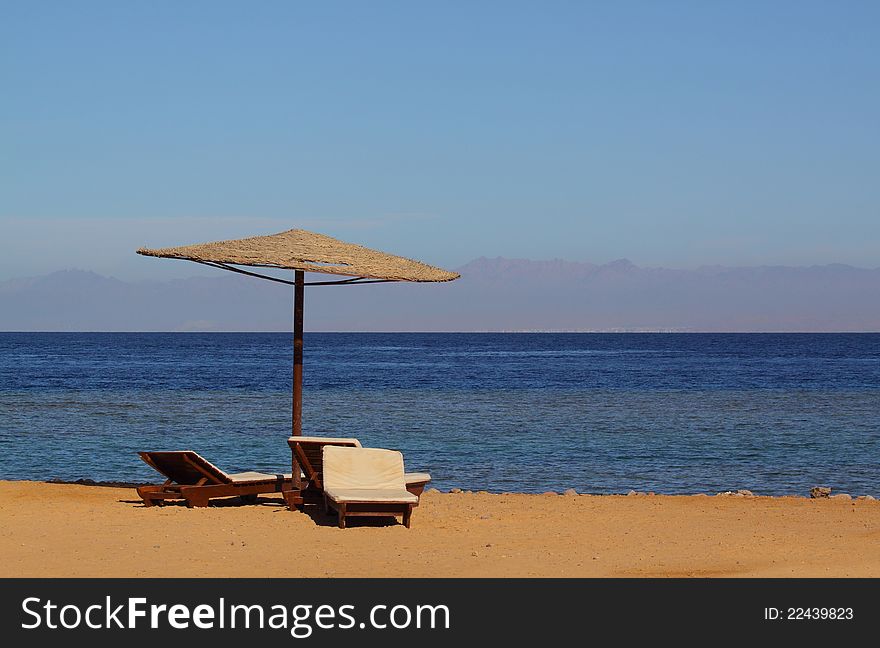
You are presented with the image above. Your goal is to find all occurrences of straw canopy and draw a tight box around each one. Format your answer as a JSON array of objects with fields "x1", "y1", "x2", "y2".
[
  {"x1": 136, "y1": 226, "x2": 460, "y2": 449},
  {"x1": 137, "y1": 228, "x2": 459, "y2": 283}
]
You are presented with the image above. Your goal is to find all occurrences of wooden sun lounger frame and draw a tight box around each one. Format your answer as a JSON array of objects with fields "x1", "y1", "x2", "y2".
[
  {"x1": 137, "y1": 451, "x2": 291, "y2": 508},
  {"x1": 283, "y1": 437, "x2": 431, "y2": 511},
  {"x1": 283, "y1": 438, "x2": 360, "y2": 509},
  {"x1": 323, "y1": 495, "x2": 414, "y2": 529}
]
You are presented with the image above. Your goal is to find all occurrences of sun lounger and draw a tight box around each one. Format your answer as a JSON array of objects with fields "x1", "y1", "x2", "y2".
[
  {"x1": 322, "y1": 446, "x2": 420, "y2": 528},
  {"x1": 137, "y1": 450, "x2": 291, "y2": 508},
  {"x1": 285, "y1": 436, "x2": 431, "y2": 510}
]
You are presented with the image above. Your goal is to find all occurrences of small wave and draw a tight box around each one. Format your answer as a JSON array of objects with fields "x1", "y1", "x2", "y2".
[{"x1": 358, "y1": 346, "x2": 422, "y2": 352}]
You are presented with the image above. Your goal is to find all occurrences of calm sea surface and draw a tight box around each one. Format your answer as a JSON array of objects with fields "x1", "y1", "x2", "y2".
[{"x1": 1, "y1": 333, "x2": 878, "y2": 495}]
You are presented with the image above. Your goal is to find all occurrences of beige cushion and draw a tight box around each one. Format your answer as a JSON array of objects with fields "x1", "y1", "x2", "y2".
[
  {"x1": 323, "y1": 446, "x2": 407, "y2": 492},
  {"x1": 324, "y1": 487, "x2": 418, "y2": 504},
  {"x1": 288, "y1": 436, "x2": 362, "y2": 447},
  {"x1": 404, "y1": 472, "x2": 431, "y2": 484},
  {"x1": 228, "y1": 471, "x2": 292, "y2": 484}
]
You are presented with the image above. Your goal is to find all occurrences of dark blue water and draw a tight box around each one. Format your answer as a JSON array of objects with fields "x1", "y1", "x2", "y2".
[{"x1": 1, "y1": 333, "x2": 879, "y2": 496}]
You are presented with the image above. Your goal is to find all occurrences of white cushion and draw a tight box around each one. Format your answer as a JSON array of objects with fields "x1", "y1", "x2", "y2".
[
  {"x1": 404, "y1": 472, "x2": 431, "y2": 484},
  {"x1": 323, "y1": 446, "x2": 405, "y2": 491},
  {"x1": 324, "y1": 487, "x2": 418, "y2": 504},
  {"x1": 227, "y1": 471, "x2": 292, "y2": 483}
]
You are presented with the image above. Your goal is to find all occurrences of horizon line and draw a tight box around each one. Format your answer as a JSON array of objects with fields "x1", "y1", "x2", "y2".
[{"x1": 2, "y1": 330, "x2": 879, "y2": 335}]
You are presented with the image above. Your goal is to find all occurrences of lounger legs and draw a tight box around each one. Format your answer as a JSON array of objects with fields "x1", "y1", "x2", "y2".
[
  {"x1": 328, "y1": 502, "x2": 414, "y2": 528},
  {"x1": 283, "y1": 490, "x2": 304, "y2": 511},
  {"x1": 136, "y1": 486, "x2": 181, "y2": 507}
]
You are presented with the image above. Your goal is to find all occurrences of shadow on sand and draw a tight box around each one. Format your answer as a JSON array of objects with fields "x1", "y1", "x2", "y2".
[{"x1": 122, "y1": 496, "x2": 402, "y2": 527}]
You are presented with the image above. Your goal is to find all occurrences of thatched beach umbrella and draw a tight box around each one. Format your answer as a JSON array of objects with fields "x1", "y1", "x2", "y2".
[{"x1": 137, "y1": 228, "x2": 459, "y2": 438}]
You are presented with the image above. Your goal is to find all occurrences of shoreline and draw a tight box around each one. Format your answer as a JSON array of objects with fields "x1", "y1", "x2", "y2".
[
  {"x1": 29, "y1": 478, "x2": 876, "y2": 501},
  {"x1": 3, "y1": 480, "x2": 880, "y2": 577}
]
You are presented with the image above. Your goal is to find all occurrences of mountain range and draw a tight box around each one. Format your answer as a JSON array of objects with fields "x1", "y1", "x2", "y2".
[{"x1": 1, "y1": 258, "x2": 879, "y2": 332}]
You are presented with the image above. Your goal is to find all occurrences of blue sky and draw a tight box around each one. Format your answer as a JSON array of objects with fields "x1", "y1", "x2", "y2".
[{"x1": 1, "y1": 1, "x2": 878, "y2": 280}]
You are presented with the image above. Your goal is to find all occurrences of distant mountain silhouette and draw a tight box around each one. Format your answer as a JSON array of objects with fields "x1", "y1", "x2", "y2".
[{"x1": 1, "y1": 258, "x2": 879, "y2": 331}]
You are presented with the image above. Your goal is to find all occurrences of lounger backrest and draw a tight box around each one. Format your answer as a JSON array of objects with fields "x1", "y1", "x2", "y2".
[
  {"x1": 139, "y1": 451, "x2": 230, "y2": 485},
  {"x1": 322, "y1": 446, "x2": 406, "y2": 491},
  {"x1": 288, "y1": 437, "x2": 361, "y2": 488}
]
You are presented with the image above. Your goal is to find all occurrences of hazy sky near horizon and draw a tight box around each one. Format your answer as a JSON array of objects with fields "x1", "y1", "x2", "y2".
[{"x1": 2, "y1": 1, "x2": 878, "y2": 280}]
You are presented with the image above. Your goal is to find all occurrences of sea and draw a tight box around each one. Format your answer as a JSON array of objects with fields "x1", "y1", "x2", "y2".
[{"x1": 0, "y1": 332, "x2": 878, "y2": 496}]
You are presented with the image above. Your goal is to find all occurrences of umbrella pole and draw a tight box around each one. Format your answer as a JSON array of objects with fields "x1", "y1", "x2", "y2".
[{"x1": 292, "y1": 270, "x2": 304, "y2": 436}]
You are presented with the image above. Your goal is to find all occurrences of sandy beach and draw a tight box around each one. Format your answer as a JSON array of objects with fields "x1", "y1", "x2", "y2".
[{"x1": 2, "y1": 480, "x2": 879, "y2": 578}]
